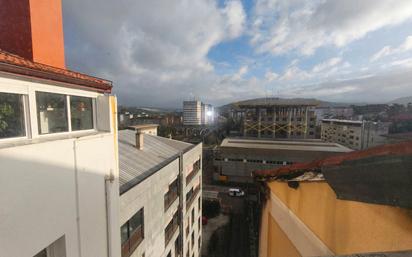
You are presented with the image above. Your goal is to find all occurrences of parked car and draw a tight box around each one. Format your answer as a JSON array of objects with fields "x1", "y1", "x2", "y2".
[{"x1": 228, "y1": 188, "x2": 245, "y2": 197}]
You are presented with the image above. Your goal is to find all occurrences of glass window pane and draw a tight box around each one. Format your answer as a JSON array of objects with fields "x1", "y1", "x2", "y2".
[
  {"x1": 70, "y1": 96, "x2": 93, "y2": 131},
  {"x1": 121, "y1": 223, "x2": 129, "y2": 244},
  {"x1": 36, "y1": 92, "x2": 68, "y2": 134},
  {"x1": 129, "y1": 209, "x2": 143, "y2": 234},
  {"x1": 0, "y1": 93, "x2": 26, "y2": 139}
]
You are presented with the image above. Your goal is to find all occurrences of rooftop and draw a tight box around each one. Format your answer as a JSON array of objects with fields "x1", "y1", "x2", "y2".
[
  {"x1": 322, "y1": 119, "x2": 363, "y2": 124},
  {"x1": 0, "y1": 49, "x2": 112, "y2": 92},
  {"x1": 118, "y1": 129, "x2": 193, "y2": 194},
  {"x1": 254, "y1": 140, "x2": 412, "y2": 208},
  {"x1": 220, "y1": 138, "x2": 352, "y2": 153},
  {"x1": 128, "y1": 124, "x2": 159, "y2": 130}
]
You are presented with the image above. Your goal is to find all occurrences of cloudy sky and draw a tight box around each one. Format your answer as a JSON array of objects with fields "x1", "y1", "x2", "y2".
[{"x1": 63, "y1": 0, "x2": 412, "y2": 108}]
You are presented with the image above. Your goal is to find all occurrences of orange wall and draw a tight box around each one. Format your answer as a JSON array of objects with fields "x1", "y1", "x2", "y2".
[
  {"x1": 267, "y1": 213, "x2": 301, "y2": 257},
  {"x1": 29, "y1": 0, "x2": 66, "y2": 68},
  {"x1": 265, "y1": 181, "x2": 412, "y2": 255}
]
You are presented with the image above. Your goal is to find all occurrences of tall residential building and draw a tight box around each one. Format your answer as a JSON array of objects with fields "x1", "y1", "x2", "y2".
[
  {"x1": 321, "y1": 119, "x2": 389, "y2": 150},
  {"x1": 233, "y1": 98, "x2": 318, "y2": 139},
  {"x1": 201, "y1": 103, "x2": 214, "y2": 125},
  {"x1": 0, "y1": 1, "x2": 121, "y2": 256},
  {"x1": 183, "y1": 101, "x2": 202, "y2": 125},
  {"x1": 118, "y1": 128, "x2": 202, "y2": 257}
]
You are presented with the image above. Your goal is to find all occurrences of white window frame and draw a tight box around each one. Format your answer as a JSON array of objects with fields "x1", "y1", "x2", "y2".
[
  {"x1": 35, "y1": 90, "x2": 97, "y2": 138},
  {"x1": 0, "y1": 91, "x2": 30, "y2": 142}
]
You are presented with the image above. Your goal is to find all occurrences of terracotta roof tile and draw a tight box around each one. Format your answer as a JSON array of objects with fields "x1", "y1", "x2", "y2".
[
  {"x1": 254, "y1": 140, "x2": 412, "y2": 179},
  {"x1": 0, "y1": 49, "x2": 112, "y2": 92}
]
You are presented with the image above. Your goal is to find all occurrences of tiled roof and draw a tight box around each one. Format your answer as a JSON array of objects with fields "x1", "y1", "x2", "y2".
[
  {"x1": 0, "y1": 49, "x2": 112, "y2": 92},
  {"x1": 254, "y1": 140, "x2": 412, "y2": 179}
]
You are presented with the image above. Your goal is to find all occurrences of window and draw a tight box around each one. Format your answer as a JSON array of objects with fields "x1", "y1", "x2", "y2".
[
  {"x1": 121, "y1": 208, "x2": 144, "y2": 257},
  {"x1": 191, "y1": 208, "x2": 195, "y2": 226},
  {"x1": 70, "y1": 96, "x2": 93, "y2": 131},
  {"x1": 165, "y1": 177, "x2": 179, "y2": 212},
  {"x1": 198, "y1": 197, "x2": 201, "y2": 212},
  {"x1": 0, "y1": 92, "x2": 26, "y2": 139},
  {"x1": 36, "y1": 92, "x2": 68, "y2": 134},
  {"x1": 165, "y1": 210, "x2": 179, "y2": 245}
]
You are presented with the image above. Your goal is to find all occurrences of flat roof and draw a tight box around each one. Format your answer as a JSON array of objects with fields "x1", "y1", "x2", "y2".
[
  {"x1": 118, "y1": 130, "x2": 193, "y2": 194},
  {"x1": 220, "y1": 138, "x2": 351, "y2": 153},
  {"x1": 128, "y1": 124, "x2": 159, "y2": 130},
  {"x1": 322, "y1": 119, "x2": 363, "y2": 124}
]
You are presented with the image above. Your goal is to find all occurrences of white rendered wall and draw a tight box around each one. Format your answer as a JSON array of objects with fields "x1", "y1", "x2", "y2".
[{"x1": 0, "y1": 76, "x2": 120, "y2": 257}]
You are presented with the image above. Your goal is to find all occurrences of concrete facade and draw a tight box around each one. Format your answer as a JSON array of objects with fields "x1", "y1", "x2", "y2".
[
  {"x1": 213, "y1": 138, "x2": 351, "y2": 183},
  {"x1": 183, "y1": 101, "x2": 202, "y2": 126},
  {"x1": 321, "y1": 119, "x2": 389, "y2": 150},
  {"x1": 0, "y1": 77, "x2": 120, "y2": 257},
  {"x1": 118, "y1": 130, "x2": 202, "y2": 257}
]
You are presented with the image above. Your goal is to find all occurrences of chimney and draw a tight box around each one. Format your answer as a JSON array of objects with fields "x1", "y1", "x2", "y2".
[
  {"x1": 0, "y1": 0, "x2": 66, "y2": 68},
  {"x1": 135, "y1": 132, "x2": 144, "y2": 150}
]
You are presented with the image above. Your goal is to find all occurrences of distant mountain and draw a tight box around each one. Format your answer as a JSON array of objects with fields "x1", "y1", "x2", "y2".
[{"x1": 388, "y1": 96, "x2": 412, "y2": 105}]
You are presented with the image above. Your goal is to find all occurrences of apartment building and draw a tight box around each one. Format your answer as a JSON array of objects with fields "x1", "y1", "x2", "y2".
[
  {"x1": 118, "y1": 128, "x2": 202, "y2": 257},
  {"x1": 0, "y1": 1, "x2": 122, "y2": 256},
  {"x1": 321, "y1": 119, "x2": 389, "y2": 150},
  {"x1": 255, "y1": 142, "x2": 412, "y2": 257},
  {"x1": 213, "y1": 138, "x2": 351, "y2": 183},
  {"x1": 201, "y1": 103, "x2": 214, "y2": 125},
  {"x1": 183, "y1": 101, "x2": 202, "y2": 126}
]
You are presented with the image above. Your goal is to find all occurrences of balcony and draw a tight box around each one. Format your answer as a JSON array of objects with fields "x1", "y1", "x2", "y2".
[
  {"x1": 164, "y1": 178, "x2": 179, "y2": 212},
  {"x1": 165, "y1": 211, "x2": 179, "y2": 246},
  {"x1": 121, "y1": 225, "x2": 144, "y2": 257},
  {"x1": 164, "y1": 189, "x2": 178, "y2": 212},
  {"x1": 186, "y1": 160, "x2": 201, "y2": 185},
  {"x1": 186, "y1": 185, "x2": 200, "y2": 211}
]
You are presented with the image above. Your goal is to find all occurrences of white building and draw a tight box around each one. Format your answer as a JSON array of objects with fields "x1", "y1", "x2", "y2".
[
  {"x1": 118, "y1": 128, "x2": 202, "y2": 257},
  {"x1": 321, "y1": 119, "x2": 390, "y2": 150},
  {"x1": 0, "y1": 50, "x2": 121, "y2": 257},
  {"x1": 201, "y1": 104, "x2": 214, "y2": 125},
  {"x1": 183, "y1": 101, "x2": 202, "y2": 126}
]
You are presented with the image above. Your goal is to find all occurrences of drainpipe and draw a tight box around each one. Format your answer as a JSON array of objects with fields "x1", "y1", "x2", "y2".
[{"x1": 105, "y1": 171, "x2": 115, "y2": 257}]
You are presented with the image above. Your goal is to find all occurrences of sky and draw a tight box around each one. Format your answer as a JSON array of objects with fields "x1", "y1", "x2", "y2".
[{"x1": 63, "y1": 0, "x2": 412, "y2": 108}]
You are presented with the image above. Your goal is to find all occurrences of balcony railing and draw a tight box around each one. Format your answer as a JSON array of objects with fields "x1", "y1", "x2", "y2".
[
  {"x1": 186, "y1": 160, "x2": 201, "y2": 185},
  {"x1": 165, "y1": 212, "x2": 179, "y2": 246},
  {"x1": 186, "y1": 186, "x2": 200, "y2": 211},
  {"x1": 164, "y1": 190, "x2": 178, "y2": 212},
  {"x1": 121, "y1": 225, "x2": 144, "y2": 257}
]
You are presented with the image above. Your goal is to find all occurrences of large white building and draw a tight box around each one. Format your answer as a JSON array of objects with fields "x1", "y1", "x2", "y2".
[
  {"x1": 201, "y1": 103, "x2": 214, "y2": 125},
  {"x1": 183, "y1": 101, "x2": 202, "y2": 126},
  {"x1": 118, "y1": 128, "x2": 202, "y2": 257},
  {"x1": 0, "y1": 51, "x2": 121, "y2": 257},
  {"x1": 0, "y1": 1, "x2": 122, "y2": 256}
]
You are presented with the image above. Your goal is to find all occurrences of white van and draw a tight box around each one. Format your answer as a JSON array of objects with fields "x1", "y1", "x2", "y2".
[{"x1": 228, "y1": 188, "x2": 245, "y2": 197}]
